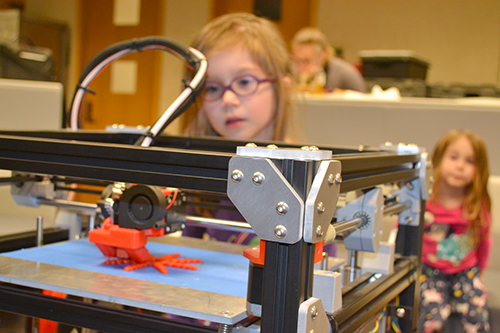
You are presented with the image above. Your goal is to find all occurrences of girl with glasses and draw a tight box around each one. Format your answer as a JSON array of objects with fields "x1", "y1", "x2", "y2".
[
  {"x1": 181, "y1": 13, "x2": 295, "y2": 246},
  {"x1": 183, "y1": 12, "x2": 293, "y2": 142}
]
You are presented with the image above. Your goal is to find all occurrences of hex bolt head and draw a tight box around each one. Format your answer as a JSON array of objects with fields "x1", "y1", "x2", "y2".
[
  {"x1": 274, "y1": 225, "x2": 287, "y2": 238},
  {"x1": 252, "y1": 172, "x2": 265, "y2": 185},
  {"x1": 231, "y1": 169, "x2": 243, "y2": 183},
  {"x1": 276, "y1": 201, "x2": 289, "y2": 215},
  {"x1": 316, "y1": 225, "x2": 324, "y2": 238},
  {"x1": 219, "y1": 310, "x2": 233, "y2": 317},
  {"x1": 310, "y1": 306, "x2": 318, "y2": 319},
  {"x1": 397, "y1": 307, "x2": 406, "y2": 318},
  {"x1": 327, "y1": 174, "x2": 334, "y2": 185},
  {"x1": 317, "y1": 202, "x2": 325, "y2": 214}
]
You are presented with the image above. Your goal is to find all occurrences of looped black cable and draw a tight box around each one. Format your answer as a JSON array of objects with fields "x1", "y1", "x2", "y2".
[{"x1": 69, "y1": 36, "x2": 206, "y2": 133}]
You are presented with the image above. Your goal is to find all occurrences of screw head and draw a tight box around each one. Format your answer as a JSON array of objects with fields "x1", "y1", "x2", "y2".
[
  {"x1": 334, "y1": 173, "x2": 342, "y2": 185},
  {"x1": 219, "y1": 310, "x2": 233, "y2": 317},
  {"x1": 327, "y1": 174, "x2": 334, "y2": 185},
  {"x1": 405, "y1": 216, "x2": 413, "y2": 224},
  {"x1": 276, "y1": 201, "x2": 289, "y2": 215},
  {"x1": 252, "y1": 172, "x2": 265, "y2": 185},
  {"x1": 317, "y1": 202, "x2": 325, "y2": 214},
  {"x1": 231, "y1": 169, "x2": 243, "y2": 183},
  {"x1": 316, "y1": 225, "x2": 324, "y2": 238},
  {"x1": 300, "y1": 145, "x2": 310, "y2": 151},
  {"x1": 309, "y1": 146, "x2": 319, "y2": 151},
  {"x1": 396, "y1": 307, "x2": 406, "y2": 318},
  {"x1": 245, "y1": 142, "x2": 257, "y2": 148},
  {"x1": 274, "y1": 225, "x2": 287, "y2": 238},
  {"x1": 266, "y1": 144, "x2": 279, "y2": 149},
  {"x1": 310, "y1": 306, "x2": 318, "y2": 319}
]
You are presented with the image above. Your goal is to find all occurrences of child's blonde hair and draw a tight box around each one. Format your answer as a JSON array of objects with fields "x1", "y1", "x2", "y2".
[
  {"x1": 183, "y1": 13, "x2": 292, "y2": 141},
  {"x1": 291, "y1": 27, "x2": 335, "y2": 59},
  {"x1": 431, "y1": 129, "x2": 491, "y2": 246}
]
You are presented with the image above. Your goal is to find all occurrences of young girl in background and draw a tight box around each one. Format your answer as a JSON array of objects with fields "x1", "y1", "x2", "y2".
[
  {"x1": 182, "y1": 13, "x2": 294, "y2": 245},
  {"x1": 420, "y1": 129, "x2": 491, "y2": 333}
]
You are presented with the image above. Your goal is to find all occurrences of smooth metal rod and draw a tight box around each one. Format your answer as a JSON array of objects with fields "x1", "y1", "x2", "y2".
[
  {"x1": 88, "y1": 214, "x2": 95, "y2": 231},
  {"x1": 347, "y1": 249, "x2": 359, "y2": 283},
  {"x1": 36, "y1": 216, "x2": 43, "y2": 247},
  {"x1": 186, "y1": 215, "x2": 255, "y2": 234},
  {"x1": 383, "y1": 201, "x2": 410, "y2": 216},
  {"x1": 332, "y1": 217, "x2": 365, "y2": 235},
  {"x1": 333, "y1": 201, "x2": 410, "y2": 237},
  {"x1": 36, "y1": 198, "x2": 97, "y2": 214}
]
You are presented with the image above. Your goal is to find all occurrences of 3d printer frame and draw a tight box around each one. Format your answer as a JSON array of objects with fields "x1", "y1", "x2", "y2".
[{"x1": 0, "y1": 130, "x2": 425, "y2": 333}]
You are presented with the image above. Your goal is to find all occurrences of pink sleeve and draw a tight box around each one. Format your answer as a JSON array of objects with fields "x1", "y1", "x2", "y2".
[{"x1": 477, "y1": 210, "x2": 492, "y2": 271}]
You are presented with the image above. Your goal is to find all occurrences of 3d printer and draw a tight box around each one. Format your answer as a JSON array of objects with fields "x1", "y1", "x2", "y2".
[{"x1": 0, "y1": 37, "x2": 427, "y2": 333}]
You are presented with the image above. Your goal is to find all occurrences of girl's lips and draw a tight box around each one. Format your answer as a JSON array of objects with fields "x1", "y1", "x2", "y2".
[{"x1": 225, "y1": 117, "x2": 245, "y2": 128}]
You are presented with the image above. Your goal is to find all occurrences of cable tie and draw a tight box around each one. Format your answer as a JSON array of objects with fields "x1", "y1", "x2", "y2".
[
  {"x1": 130, "y1": 39, "x2": 144, "y2": 52},
  {"x1": 182, "y1": 79, "x2": 195, "y2": 92},
  {"x1": 190, "y1": 58, "x2": 203, "y2": 69},
  {"x1": 143, "y1": 131, "x2": 155, "y2": 139},
  {"x1": 77, "y1": 85, "x2": 96, "y2": 95}
]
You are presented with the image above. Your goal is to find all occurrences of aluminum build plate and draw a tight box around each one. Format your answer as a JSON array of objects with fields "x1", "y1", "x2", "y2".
[{"x1": 0, "y1": 238, "x2": 249, "y2": 324}]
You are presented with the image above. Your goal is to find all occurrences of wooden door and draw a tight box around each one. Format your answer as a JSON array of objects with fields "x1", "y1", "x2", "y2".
[
  {"x1": 76, "y1": 0, "x2": 163, "y2": 203},
  {"x1": 212, "y1": 0, "x2": 316, "y2": 46},
  {"x1": 78, "y1": 0, "x2": 163, "y2": 130}
]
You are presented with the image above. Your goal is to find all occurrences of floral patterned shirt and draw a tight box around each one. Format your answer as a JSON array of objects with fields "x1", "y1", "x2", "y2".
[{"x1": 422, "y1": 200, "x2": 491, "y2": 274}]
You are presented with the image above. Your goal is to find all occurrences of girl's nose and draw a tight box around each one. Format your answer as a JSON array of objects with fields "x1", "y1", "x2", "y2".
[{"x1": 221, "y1": 89, "x2": 240, "y2": 107}]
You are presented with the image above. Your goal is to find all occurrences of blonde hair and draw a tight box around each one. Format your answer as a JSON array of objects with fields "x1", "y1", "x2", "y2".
[
  {"x1": 431, "y1": 129, "x2": 491, "y2": 246},
  {"x1": 183, "y1": 13, "x2": 292, "y2": 141},
  {"x1": 291, "y1": 27, "x2": 334, "y2": 59}
]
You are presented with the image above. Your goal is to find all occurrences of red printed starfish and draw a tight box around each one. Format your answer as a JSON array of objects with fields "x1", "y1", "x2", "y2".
[{"x1": 103, "y1": 253, "x2": 203, "y2": 274}]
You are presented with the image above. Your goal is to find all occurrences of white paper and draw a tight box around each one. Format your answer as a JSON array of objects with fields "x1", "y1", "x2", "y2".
[
  {"x1": 113, "y1": 0, "x2": 141, "y2": 26},
  {"x1": 0, "y1": 9, "x2": 20, "y2": 47},
  {"x1": 110, "y1": 60, "x2": 137, "y2": 94}
]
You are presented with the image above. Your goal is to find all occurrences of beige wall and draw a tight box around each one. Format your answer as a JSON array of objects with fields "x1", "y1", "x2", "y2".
[
  {"x1": 316, "y1": 0, "x2": 500, "y2": 85},
  {"x1": 22, "y1": 0, "x2": 500, "y2": 113}
]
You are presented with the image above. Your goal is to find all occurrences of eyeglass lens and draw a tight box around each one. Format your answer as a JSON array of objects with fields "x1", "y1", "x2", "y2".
[{"x1": 203, "y1": 75, "x2": 265, "y2": 101}]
